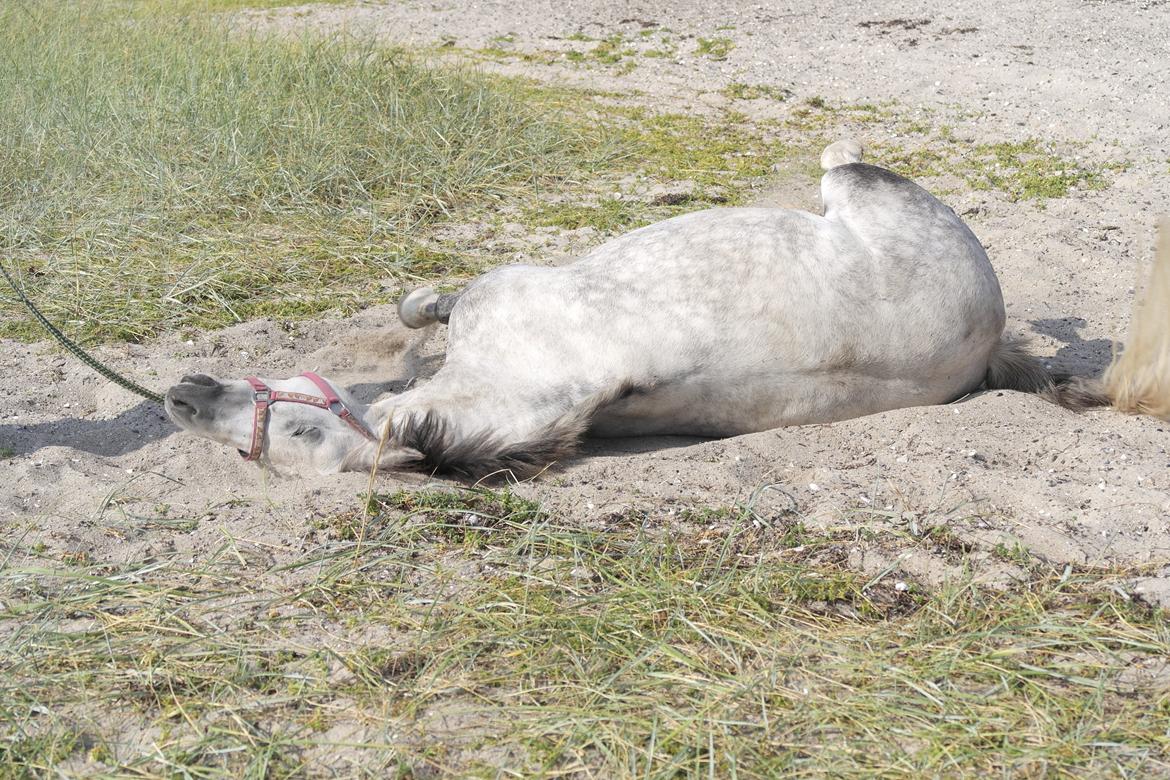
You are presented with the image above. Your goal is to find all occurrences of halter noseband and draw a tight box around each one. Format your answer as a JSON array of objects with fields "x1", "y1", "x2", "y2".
[{"x1": 241, "y1": 371, "x2": 378, "y2": 461}]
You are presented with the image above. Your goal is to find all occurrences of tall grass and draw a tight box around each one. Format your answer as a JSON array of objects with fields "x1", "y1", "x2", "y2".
[{"x1": 0, "y1": 2, "x2": 606, "y2": 341}]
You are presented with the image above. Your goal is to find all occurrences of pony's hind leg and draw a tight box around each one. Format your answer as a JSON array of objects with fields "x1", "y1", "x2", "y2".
[
  {"x1": 398, "y1": 287, "x2": 462, "y2": 328},
  {"x1": 820, "y1": 139, "x2": 864, "y2": 170}
]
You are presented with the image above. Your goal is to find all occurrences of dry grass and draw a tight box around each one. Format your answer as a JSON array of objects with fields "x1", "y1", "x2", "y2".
[{"x1": 2, "y1": 488, "x2": 1168, "y2": 776}]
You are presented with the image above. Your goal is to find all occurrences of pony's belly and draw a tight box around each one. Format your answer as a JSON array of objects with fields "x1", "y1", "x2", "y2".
[{"x1": 588, "y1": 368, "x2": 980, "y2": 438}]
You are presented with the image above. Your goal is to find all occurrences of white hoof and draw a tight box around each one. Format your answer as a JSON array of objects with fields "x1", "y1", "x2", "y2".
[
  {"x1": 398, "y1": 286, "x2": 440, "y2": 329},
  {"x1": 820, "y1": 139, "x2": 864, "y2": 170}
]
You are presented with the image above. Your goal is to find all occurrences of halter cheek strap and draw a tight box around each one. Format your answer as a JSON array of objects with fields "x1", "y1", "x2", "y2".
[
  {"x1": 243, "y1": 377, "x2": 273, "y2": 461},
  {"x1": 241, "y1": 373, "x2": 379, "y2": 461}
]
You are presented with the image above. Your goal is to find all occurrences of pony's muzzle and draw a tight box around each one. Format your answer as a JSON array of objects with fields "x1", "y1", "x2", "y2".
[{"x1": 166, "y1": 375, "x2": 225, "y2": 423}]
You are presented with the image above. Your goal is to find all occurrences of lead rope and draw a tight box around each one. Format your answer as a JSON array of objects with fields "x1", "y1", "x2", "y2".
[{"x1": 0, "y1": 259, "x2": 164, "y2": 404}]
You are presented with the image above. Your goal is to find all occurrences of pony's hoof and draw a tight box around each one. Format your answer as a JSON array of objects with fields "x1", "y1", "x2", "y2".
[
  {"x1": 820, "y1": 139, "x2": 864, "y2": 170},
  {"x1": 398, "y1": 287, "x2": 440, "y2": 329}
]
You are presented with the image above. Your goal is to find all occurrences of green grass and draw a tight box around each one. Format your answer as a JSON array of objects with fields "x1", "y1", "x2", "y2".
[
  {"x1": 520, "y1": 110, "x2": 792, "y2": 231},
  {"x1": 183, "y1": 0, "x2": 344, "y2": 8},
  {"x1": 695, "y1": 37, "x2": 735, "y2": 60},
  {"x1": 3, "y1": 488, "x2": 1168, "y2": 776},
  {"x1": 618, "y1": 110, "x2": 790, "y2": 188},
  {"x1": 525, "y1": 198, "x2": 654, "y2": 232},
  {"x1": 0, "y1": 3, "x2": 613, "y2": 343},
  {"x1": 871, "y1": 137, "x2": 1116, "y2": 201},
  {"x1": 722, "y1": 82, "x2": 792, "y2": 102}
]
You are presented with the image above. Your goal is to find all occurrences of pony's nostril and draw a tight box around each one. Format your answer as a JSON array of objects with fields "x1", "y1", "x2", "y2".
[{"x1": 181, "y1": 373, "x2": 219, "y2": 387}]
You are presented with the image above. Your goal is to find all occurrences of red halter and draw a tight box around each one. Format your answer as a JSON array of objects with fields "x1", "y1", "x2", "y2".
[{"x1": 241, "y1": 372, "x2": 378, "y2": 461}]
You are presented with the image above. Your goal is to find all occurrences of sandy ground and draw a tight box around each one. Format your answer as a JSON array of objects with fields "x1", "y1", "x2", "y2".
[{"x1": 3, "y1": 0, "x2": 1170, "y2": 606}]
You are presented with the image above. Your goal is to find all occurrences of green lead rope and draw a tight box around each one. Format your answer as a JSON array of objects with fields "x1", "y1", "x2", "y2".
[{"x1": 0, "y1": 260, "x2": 165, "y2": 405}]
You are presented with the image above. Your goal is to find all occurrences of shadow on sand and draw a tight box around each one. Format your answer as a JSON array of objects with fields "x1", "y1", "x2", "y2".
[
  {"x1": 578, "y1": 434, "x2": 709, "y2": 459},
  {"x1": 0, "y1": 400, "x2": 175, "y2": 457},
  {"x1": 1029, "y1": 317, "x2": 1115, "y2": 376}
]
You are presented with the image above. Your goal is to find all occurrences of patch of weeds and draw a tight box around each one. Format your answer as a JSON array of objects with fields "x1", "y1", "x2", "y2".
[
  {"x1": 636, "y1": 31, "x2": 683, "y2": 58},
  {"x1": 374, "y1": 487, "x2": 542, "y2": 521},
  {"x1": 312, "y1": 509, "x2": 366, "y2": 541},
  {"x1": 786, "y1": 97, "x2": 892, "y2": 131},
  {"x1": 0, "y1": 446, "x2": 14, "y2": 459},
  {"x1": 869, "y1": 141, "x2": 951, "y2": 180},
  {"x1": 618, "y1": 110, "x2": 791, "y2": 190},
  {"x1": 344, "y1": 647, "x2": 428, "y2": 686},
  {"x1": 592, "y1": 34, "x2": 635, "y2": 64},
  {"x1": 365, "y1": 487, "x2": 545, "y2": 547},
  {"x1": 722, "y1": 82, "x2": 791, "y2": 101},
  {"x1": 523, "y1": 198, "x2": 649, "y2": 232},
  {"x1": 0, "y1": 729, "x2": 84, "y2": 773},
  {"x1": 514, "y1": 107, "x2": 792, "y2": 237},
  {"x1": 872, "y1": 136, "x2": 1118, "y2": 202},
  {"x1": 993, "y1": 540, "x2": 1035, "y2": 567},
  {"x1": 558, "y1": 33, "x2": 639, "y2": 72},
  {"x1": 678, "y1": 505, "x2": 743, "y2": 524},
  {"x1": 695, "y1": 36, "x2": 735, "y2": 60},
  {"x1": 780, "y1": 520, "x2": 814, "y2": 547},
  {"x1": 964, "y1": 139, "x2": 1114, "y2": 201},
  {"x1": 923, "y1": 523, "x2": 975, "y2": 558},
  {"x1": 641, "y1": 34, "x2": 679, "y2": 59}
]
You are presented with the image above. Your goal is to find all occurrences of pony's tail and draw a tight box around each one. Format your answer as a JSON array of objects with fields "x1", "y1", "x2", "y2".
[
  {"x1": 1102, "y1": 218, "x2": 1170, "y2": 419},
  {"x1": 984, "y1": 337, "x2": 1111, "y2": 411},
  {"x1": 985, "y1": 218, "x2": 1170, "y2": 420}
]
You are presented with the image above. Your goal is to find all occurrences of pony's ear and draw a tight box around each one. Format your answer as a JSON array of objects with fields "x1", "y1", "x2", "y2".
[{"x1": 337, "y1": 441, "x2": 423, "y2": 474}]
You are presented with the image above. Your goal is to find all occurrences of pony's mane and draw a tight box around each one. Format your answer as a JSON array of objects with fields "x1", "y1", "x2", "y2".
[{"x1": 391, "y1": 383, "x2": 635, "y2": 480}]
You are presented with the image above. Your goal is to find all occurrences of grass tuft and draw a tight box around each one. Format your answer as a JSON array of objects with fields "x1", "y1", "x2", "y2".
[{"x1": 696, "y1": 37, "x2": 735, "y2": 60}]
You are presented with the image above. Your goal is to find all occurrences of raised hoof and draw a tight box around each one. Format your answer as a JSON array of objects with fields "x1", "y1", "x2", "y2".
[
  {"x1": 820, "y1": 139, "x2": 864, "y2": 170},
  {"x1": 398, "y1": 286, "x2": 440, "y2": 329}
]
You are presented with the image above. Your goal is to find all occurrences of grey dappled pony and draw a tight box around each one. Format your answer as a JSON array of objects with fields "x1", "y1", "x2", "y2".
[{"x1": 165, "y1": 141, "x2": 1168, "y2": 478}]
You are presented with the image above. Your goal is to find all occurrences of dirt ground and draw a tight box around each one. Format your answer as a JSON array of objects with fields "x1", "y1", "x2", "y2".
[{"x1": 3, "y1": 0, "x2": 1170, "y2": 609}]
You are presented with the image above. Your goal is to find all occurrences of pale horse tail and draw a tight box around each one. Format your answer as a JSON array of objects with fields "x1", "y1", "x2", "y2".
[{"x1": 985, "y1": 218, "x2": 1170, "y2": 419}]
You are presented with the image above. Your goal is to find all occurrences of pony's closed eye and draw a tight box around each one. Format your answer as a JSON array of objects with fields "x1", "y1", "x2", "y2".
[{"x1": 289, "y1": 425, "x2": 321, "y2": 441}]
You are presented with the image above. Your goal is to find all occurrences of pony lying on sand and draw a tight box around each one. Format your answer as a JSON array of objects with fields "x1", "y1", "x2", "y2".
[{"x1": 164, "y1": 141, "x2": 1170, "y2": 478}]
